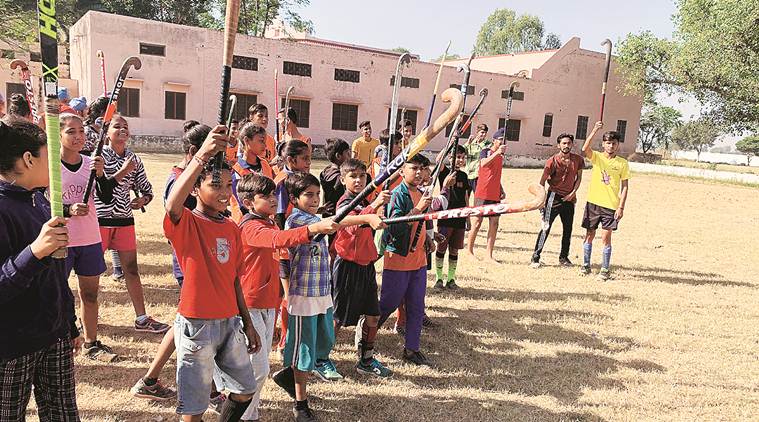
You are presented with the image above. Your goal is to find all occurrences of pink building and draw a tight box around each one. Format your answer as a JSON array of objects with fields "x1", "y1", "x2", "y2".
[{"x1": 65, "y1": 11, "x2": 640, "y2": 156}]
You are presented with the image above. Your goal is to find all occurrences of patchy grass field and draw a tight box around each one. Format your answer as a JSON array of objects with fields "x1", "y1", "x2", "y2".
[{"x1": 33, "y1": 154, "x2": 759, "y2": 421}]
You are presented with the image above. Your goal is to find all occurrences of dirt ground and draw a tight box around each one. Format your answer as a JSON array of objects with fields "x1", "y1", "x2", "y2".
[{"x1": 28, "y1": 154, "x2": 759, "y2": 421}]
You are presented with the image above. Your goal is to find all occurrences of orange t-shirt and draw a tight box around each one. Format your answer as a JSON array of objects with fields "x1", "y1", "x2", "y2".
[
  {"x1": 383, "y1": 188, "x2": 427, "y2": 271},
  {"x1": 164, "y1": 208, "x2": 243, "y2": 319},
  {"x1": 264, "y1": 134, "x2": 276, "y2": 163},
  {"x1": 225, "y1": 145, "x2": 239, "y2": 163}
]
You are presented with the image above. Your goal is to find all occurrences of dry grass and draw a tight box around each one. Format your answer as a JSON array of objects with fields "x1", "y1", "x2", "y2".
[
  {"x1": 27, "y1": 153, "x2": 759, "y2": 421},
  {"x1": 660, "y1": 158, "x2": 759, "y2": 176}
]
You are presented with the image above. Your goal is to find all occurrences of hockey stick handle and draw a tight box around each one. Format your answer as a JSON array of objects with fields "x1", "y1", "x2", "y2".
[
  {"x1": 313, "y1": 88, "x2": 464, "y2": 242},
  {"x1": 213, "y1": 0, "x2": 241, "y2": 183},
  {"x1": 600, "y1": 39, "x2": 612, "y2": 121},
  {"x1": 384, "y1": 183, "x2": 546, "y2": 224},
  {"x1": 425, "y1": 41, "x2": 450, "y2": 127}
]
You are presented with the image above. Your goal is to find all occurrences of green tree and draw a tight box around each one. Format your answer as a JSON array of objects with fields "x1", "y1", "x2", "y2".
[
  {"x1": 735, "y1": 136, "x2": 759, "y2": 165},
  {"x1": 474, "y1": 8, "x2": 561, "y2": 55},
  {"x1": 617, "y1": 0, "x2": 759, "y2": 130},
  {"x1": 432, "y1": 52, "x2": 461, "y2": 62},
  {"x1": 391, "y1": 47, "x2": 411, "y2": 54},
  {"x1": 209, "y1": 0, "x2": 313, "y2": 37},
  {"x1": 670, "y1": 118, "x2": 720, "y2": 162},
  {"x1": 638, "y1": 105, "x2": 682, "y2": 153}
]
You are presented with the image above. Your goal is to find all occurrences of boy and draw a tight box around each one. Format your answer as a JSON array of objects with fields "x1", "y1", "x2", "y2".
[
  {"x1": 530, "y1": 133, "x2": 584, "y2": 268},
  {"x1": 319, "y1": 138, "x2": 350, "y2": 219},
  {"x1": 247, "y1": 104, "x2": 276, "y2": 162},
  {"x1": 164, "y1": 124, "x2": 261, "y2": 422},
  {"x1": 237, "y1": 173, "x2": 339, "y2": 422},
  {"x1": 332, "y1": 159, "x2": 392, "y2": 377},
  {"x1": 467, "y1": 127, "x2": 506, "y2": 262},
  {"x1": 434, "y1": 145, "x2": 470, "y2": 288},
  {"x1": 225, "y1": 119, "x2": 241, "y2": 164},
  {"x1": 463, "y1": 123, "x2": 490, "y2": 196},
  {"x1": 580, "y1": 122, "x2": 630, "y2": 280},
  {"x1": 278, "y1": 108, "x2": 311, "y2": 146},
  {"x1": 378, "y1": 154, "x2": 434, "y2": 366},
  {"x1": 351, "y1": 121, "x2": 379, "y2": 167},
  {"x1": 400, "y1": 119, "x2": 414, "y2": 149}
]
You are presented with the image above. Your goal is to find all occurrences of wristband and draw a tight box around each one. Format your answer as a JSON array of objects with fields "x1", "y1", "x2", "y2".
[{"x1": 193, "y1": 155, "x2": 207, "y2": 166}]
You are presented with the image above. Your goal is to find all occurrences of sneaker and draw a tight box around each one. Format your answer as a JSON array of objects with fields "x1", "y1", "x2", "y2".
[
  {"x1": 393, "y1": 325, "x2": 405, "y2": 336},
  {"x1": 434, "y1": 279, "x2": 445, "y2": 289},
  {"x1": 82, "y1": 340, "x2": 118, "y2": 362},
  {"x1": 272, "y1": 367, "x2": 296, "y2": 399},
  {"x1": 312, "y1": 360, "x2": 343, "y2": 381},
  {"x1": 579, "y1": 265, "x2": 591, "y2": 276},
  {"x1": 422, "y1": 315, "x2": 434, "y2": 328},
  {"x1": 445, "y1": 280, "x2": 459, "y2": 289},
  {"x1": 356, "y1": 358, "x2": 393, "y2": 378},
  {"x1": 111, "y1": 272, "x2": 125, "y2": 282},
  {"x1": 597, "y1": 268, "x2": 612, "y2": 281},
  {"x1": 402, "y1": 349, "x2": 431, "y2": 366},
  {"x1": 130, "y1": 378, "x2": 176, "y2": 401},
  {"x1": 293, "y1": 405, "x2": 318, "y2": 422},
  {"x1": 559, "y1": 257, "x2": 573, "y2": 266},
  {"x1": 208, "y1": 392, "x2": 226, "y2": 414},
  {"x1": 135, "y1": 316, "x2": 170, "y2": 334},
  {"x1": 529, "y1": 261, "x2": 542, "y2": 269}
]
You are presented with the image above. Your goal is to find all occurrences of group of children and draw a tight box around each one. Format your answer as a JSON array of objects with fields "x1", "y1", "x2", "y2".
[{"x1": 0, "y1": 89, "x2": 630, "y2": 421}]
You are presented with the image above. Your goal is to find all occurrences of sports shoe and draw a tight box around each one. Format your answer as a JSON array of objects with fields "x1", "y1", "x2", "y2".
[
  {"x1": 135, "y1": 316, "x2": 170, "y2": 334},
  {"x1": 208, "y1": 392, "x2": 226, "y2": 414},
  {"x1": 529, "y1": 261, "x2": 542, "y2": 269},
  {"x1": 111, "y1": 272, "x2": 125, "y2": 282},
  {"x1": 422, "y1": 315, "x2": 434, "y2": 328},
  {"x1": 402, "y1": 349, "x2": 431, "y2": 366},
  {"x1": 559, "y1": 257, "x2": 573, "y2": 266},
  {"x1": 597, "y1": 268, "x2": 612, "y2": 281},
  {"x1": 356, "y1": 358, "x2": 393, "y2": 378},
  {"x1": 272, "y1": 367, "x2": 296, "y2": 399},
  {"x1": 82, "y1": 340, "x2": 118, "y2": 362},
  {"x1": 293, "y1": 405, "x2": 318, "y2": 422},
  {"x1": 130, "y1": 378, "x2": 176, "y2": 401},
  {"x1": 393, "y1": 324, "x2": 405, "y2": 336},
  {"x1": 579, "y1": 265, "x2": 591, "y2": 276},
  {"x1": 312, "y1": 360, "x2": 343, "y2": 381},
  {"x1": 445, "y1": 280, "x2": 459, "y2": 289},
  {"x1": 434, "y1": 279, "x2": 445, "y2": 289}
]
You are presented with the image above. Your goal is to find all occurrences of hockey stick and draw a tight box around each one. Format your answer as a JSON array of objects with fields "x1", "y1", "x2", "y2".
[
  {"x1": 9, "y1": 59, "x2": 41, "y2": 124},
  {"x1": 312, "y1": 87, "x2": 464, "y2": 242},
  {"x1": 211, "y1": 0, "x2": 242, "y2": 187},
  {"x1": 599, "y1": 39, "x2": 612, "y2": 122},
  {"x1": 282, "y1": 85, "x2": 295, "y2": 138},
  {"x1": 425, "y1": 41, "x2": 451, "y2": 127},
  {"x1": 502, "y1": 80, "x2": 520, "y2": 138},
  {"x1": 384, "y1": 183, "x2": 545, "y2": 224},
  {"x1": 97, "y1": 50, "x2": 107, "y2": 96},
  {"x1": 534, "y1": 190, "x2": 555, "y2": 257},
  {"x1": 384, "y1": 53, "x2": 412, "y2": 191},
  {"x1": 274, "y1": 69, "x2": 280, "y2": 152},
  {"x1": 37, "y1": 0, "x2": 66, "y2": 258},
  {"x1": 81, "y1": 56, "x2": 141, "y2": 205},
  {"x1": 226, "y1": 94, "x2": 240, "y2": 158}
]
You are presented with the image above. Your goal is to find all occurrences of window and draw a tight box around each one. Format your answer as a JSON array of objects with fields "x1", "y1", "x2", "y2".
[
  {"x1": 450, "y1": 84, "x2": 475, "y2": 96},
  {"x1": 230, "y1": 93, "x2": 257, "y2": 121},
  {"x1": 232, "y1": 55, "x2": 258, "y2": 71},
  {"x1": 332, "y1": 103, "x2": 358, "y2": 131},
  {"x1": 542, "y1": 113, "x2": 553, "y2": 137},
  {"x1": 445, "y1": 114, "x2": 471, "y2": 138},
  {"x1": 390, "y1": 76, "x2": 420, "y2": 88},
  {"x1": 576, "y1": 115, "x2": 589, "y2": 140},
  {"x1": 6, "y1": 83, "x2": 25, "y2": 102},
  {"x1": 29, "y1": 51, "x2": 41, "y2": 62},
  {"x1": 165, "y1": 91, "x2": 186, "y2": 120},
  {"x1": 283, "y1": 61, "x2": 312, "y2": 77},
  {"x1": 616, "y1": 120, "x2": 627, "y2": 142},
  {"x1": 116, "y1": 87, "x2": 140, "y2": 117},
  {"x1": 140, "y1": 42, "x2": 165, "y2": 57},
  {"x1": 498, "y1": 118, "x2": 521, "y2": 142},
  {"x1": 386, "y1": 109, "x2": 419, "y2": 133},
  {"x1": 280, "y1": 98, "x2": 311, "y2": 128},
  {"x1": 334, "y1": 68, "x2": 360, "y2": 83},
  {"x1": 501, "y1": 89, "x2": 525, "y2": 101}
]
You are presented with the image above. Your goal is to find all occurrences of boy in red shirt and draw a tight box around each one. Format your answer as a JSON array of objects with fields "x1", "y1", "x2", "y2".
[
  {"x1": 467, "y1": 127, "x2": 507, "y2": 262},
  {"x1": 235, "y1": 173, "x2": 338, "y2": 421},
  {"x1": 164, "y1": 125, "x2": 261, "y2": 422}
]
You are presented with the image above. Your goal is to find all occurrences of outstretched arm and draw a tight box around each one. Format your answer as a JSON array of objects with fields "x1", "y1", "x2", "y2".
[{"x1": 582, "y1": 121, "x2": 604, "y2": 159}]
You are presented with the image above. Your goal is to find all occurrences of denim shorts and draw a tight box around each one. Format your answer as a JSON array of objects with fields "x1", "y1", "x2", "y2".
[{"x1": 174, "y1": 314, "x2": 257, "y2": 416}]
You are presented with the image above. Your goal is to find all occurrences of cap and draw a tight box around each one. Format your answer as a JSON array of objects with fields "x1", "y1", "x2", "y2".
[
  {"x1": 69, "y1": 96, "x2": 87, "y2": 112},
  {"x1": 57, "y1": 87, "x2": 69, "y2": 101},
  {"x1": 493, "y1": 127, "x2": 506, "y2": 140}
]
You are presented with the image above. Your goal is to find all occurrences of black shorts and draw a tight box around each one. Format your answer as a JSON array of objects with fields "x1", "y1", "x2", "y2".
[
  {"x1": 474, "y1": 198, "x2": 499, "y2": 206},
  {"x1": 468, "y1": 178, "x2": 478, "y2": 193},
  {"x1": 332, "y1": 257, "x2": 379, "y2": 327},
  {"x1": 581, "y1": 202, "x2": 619, "y2": 231}
]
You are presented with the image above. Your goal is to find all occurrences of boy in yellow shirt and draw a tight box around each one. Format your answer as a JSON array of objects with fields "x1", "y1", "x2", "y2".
[
  {"x1": 351, "y1": 121, "x2": 379, "y2": 166},
  {"x1": 580, "y1": 121, "x2": 630, "y2": 281}
]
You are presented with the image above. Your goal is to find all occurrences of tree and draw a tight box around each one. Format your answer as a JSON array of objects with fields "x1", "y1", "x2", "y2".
[
  {"x1": 670, "y1": 118, "x2": 720, "y2": 162},
  {"x1": 638, "y1": 105, "x2": 682, "y2": 153},
  {"x1": 391, "y1": 47, "x2": 411, "y2": 54},
  {"x1": 474, "y1": 8, "x2": 561, "y2": 55},
  {"x1": 432, "y1": 52, "x2": 461, "y2": 62},
  {"x1": 617, "y1": 0, "x2": 759, "y2": 130},
  {"x1": 735, "y1": 136, "x2": 759, "y2": 165}
]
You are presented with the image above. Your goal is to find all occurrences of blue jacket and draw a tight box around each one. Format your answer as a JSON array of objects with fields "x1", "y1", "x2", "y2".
[{"x1": 0, "y1": 181, "x2": 79, "y2": 359}]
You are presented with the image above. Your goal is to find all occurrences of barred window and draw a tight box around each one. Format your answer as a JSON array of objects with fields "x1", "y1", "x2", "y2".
[
  {"x1": 450, "y1": 84, "x2": 475, "y2": 96},
  {"x1": 283, "y1": 61, "x2": 312, "y2": 77},
  {"x1": 332, "y1": 103, "x2": 358, "y2": 131},
  {"x1": 390, "y1": 76, "x2": 420, "y2": 88},
  {"x1": 616, "y1": 120, "x2": 627, "y2": 142},
  {"x1": 576, "y1": 115, "x2": 589, "y2": 140},
  {"x1": 501, "y1": 89, "x2": 525, "y2": 101},
  {"x1": 140, "y1": 42, "x2": 165, "y2": 56},
  {"x1": 334, "y1": 68, "x2": 360, "y2": 83},
  {"x1": 232, "y1": 55, "x2": 258, "y2": 71},
  {"x1": 117, "y1": 88, "x2": 140, "y2": 117},
  {"x1": 498, "y1": 118, "x2": 521, "y2": 142},
  {"x1": 165, "y1": 91, "x2": 186, "y2": 120},
  {"x1": 542, "y1": 113, "x2": 553, "y2": 138},
  {"x1": 230, "y1": 93, "x2": 258, "y2": 121},
  {"x1": 280, "y1": 98, "x2": 311, "y2": 128}
]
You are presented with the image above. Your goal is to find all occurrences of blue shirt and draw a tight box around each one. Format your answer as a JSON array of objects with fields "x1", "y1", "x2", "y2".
[{"x1": 285, "y1": 208, "x2": 331, "y2": 297}]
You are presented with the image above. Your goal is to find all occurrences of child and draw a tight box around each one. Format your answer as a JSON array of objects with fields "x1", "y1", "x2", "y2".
[
  {"x1": 530, "y1": 133, "x2": 584, "y2": 268},
  {"x1": 60, "y1": 113, "x2": 118, "y2": 362},
  {"x1": 237, "y1": 173, "x2": 339, "y2": 421},
  {"x1": 7, "y1": 93, "x2": 32, "y2": 121},
  {"x1": 82, "y1": 96, "x2": 109, "y2": 155},
  {"x1": 95, "y1": 114, "x2": 169, "y2": 333},
  {"x1": 319, "y1": 138, "x2": 350, "y2": 219},
  {"x1": 278, "y1": 108, "x2": 311, "y2": 146},
  {"x1": 377, "y1": 154, "x2": 434, "y2": 366},
  {"x1": 230, "y1": 123, "x2": 274, "y2": 223},
  {"x1": 400, "y1": 119, "x2": 414, "y2": 149},
  {"x1": 580, "y1": 122, "x2": 630, "y2": 280},
  {"x1": 463, "y1": 123, "x2": 490, "y2": 197},
  {"x1": 369, "y1": 129, "x2": 403, "y2": 195},
  {"x1": 434, "y1": 145, "x2": 470, "y2": 289},
  {"x1": 225, "y1": 118, "x2": 241, "y2": 164},
  {"x1": 247, "y1": 104, "x2": 277, "y2": 162},
  {"x1": 0, "y1": 117, "x2": 81, "y2": 420},
  {"x1": 164, "y1": 124, "x2": 261, "y2": 421},
  {"x1": 332, "y1": 159, "x2": 392, "y2": 377},
  {"x1": 351, "y1": 120, "x2": 379, "y2": 167},
  {"x1": 467, "y1": 127, "x2": 506, "y2": 262}
]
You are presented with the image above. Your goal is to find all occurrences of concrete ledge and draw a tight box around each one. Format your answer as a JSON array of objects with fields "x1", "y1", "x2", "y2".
[{"x1": 630, "y1": 162, "x2": 759, "y2": 185}]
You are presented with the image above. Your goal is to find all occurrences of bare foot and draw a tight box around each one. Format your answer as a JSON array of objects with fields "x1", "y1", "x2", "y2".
[
  {"x1": 486, "y1": 256, "x2": 501, "y2": 264},
  {"x1": 465, "y1": 249, "x2": 476, "y2": 257}
]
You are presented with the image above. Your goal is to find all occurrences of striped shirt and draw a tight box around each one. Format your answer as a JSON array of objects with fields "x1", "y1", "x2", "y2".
[
  {"x1": 95, "y1": 146, "x2": 153, "y2": 226},
  {"x1": 285, "y1": 208, "x2": 331, "y2": 298}
]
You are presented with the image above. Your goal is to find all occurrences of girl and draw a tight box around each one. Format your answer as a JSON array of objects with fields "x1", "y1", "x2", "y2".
[
  {"x1": 0, "y1": 117, "x2": 81, "y2": 420},
  {"x1": 230, "y1": 122, "x2": 274, "y2": 223},
  {"x1": 95, "y1": 114, "x2": 169, "y2": 334},
  {"x1": 60, "y1": 113, "x2": 118, "y2": 362}
]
